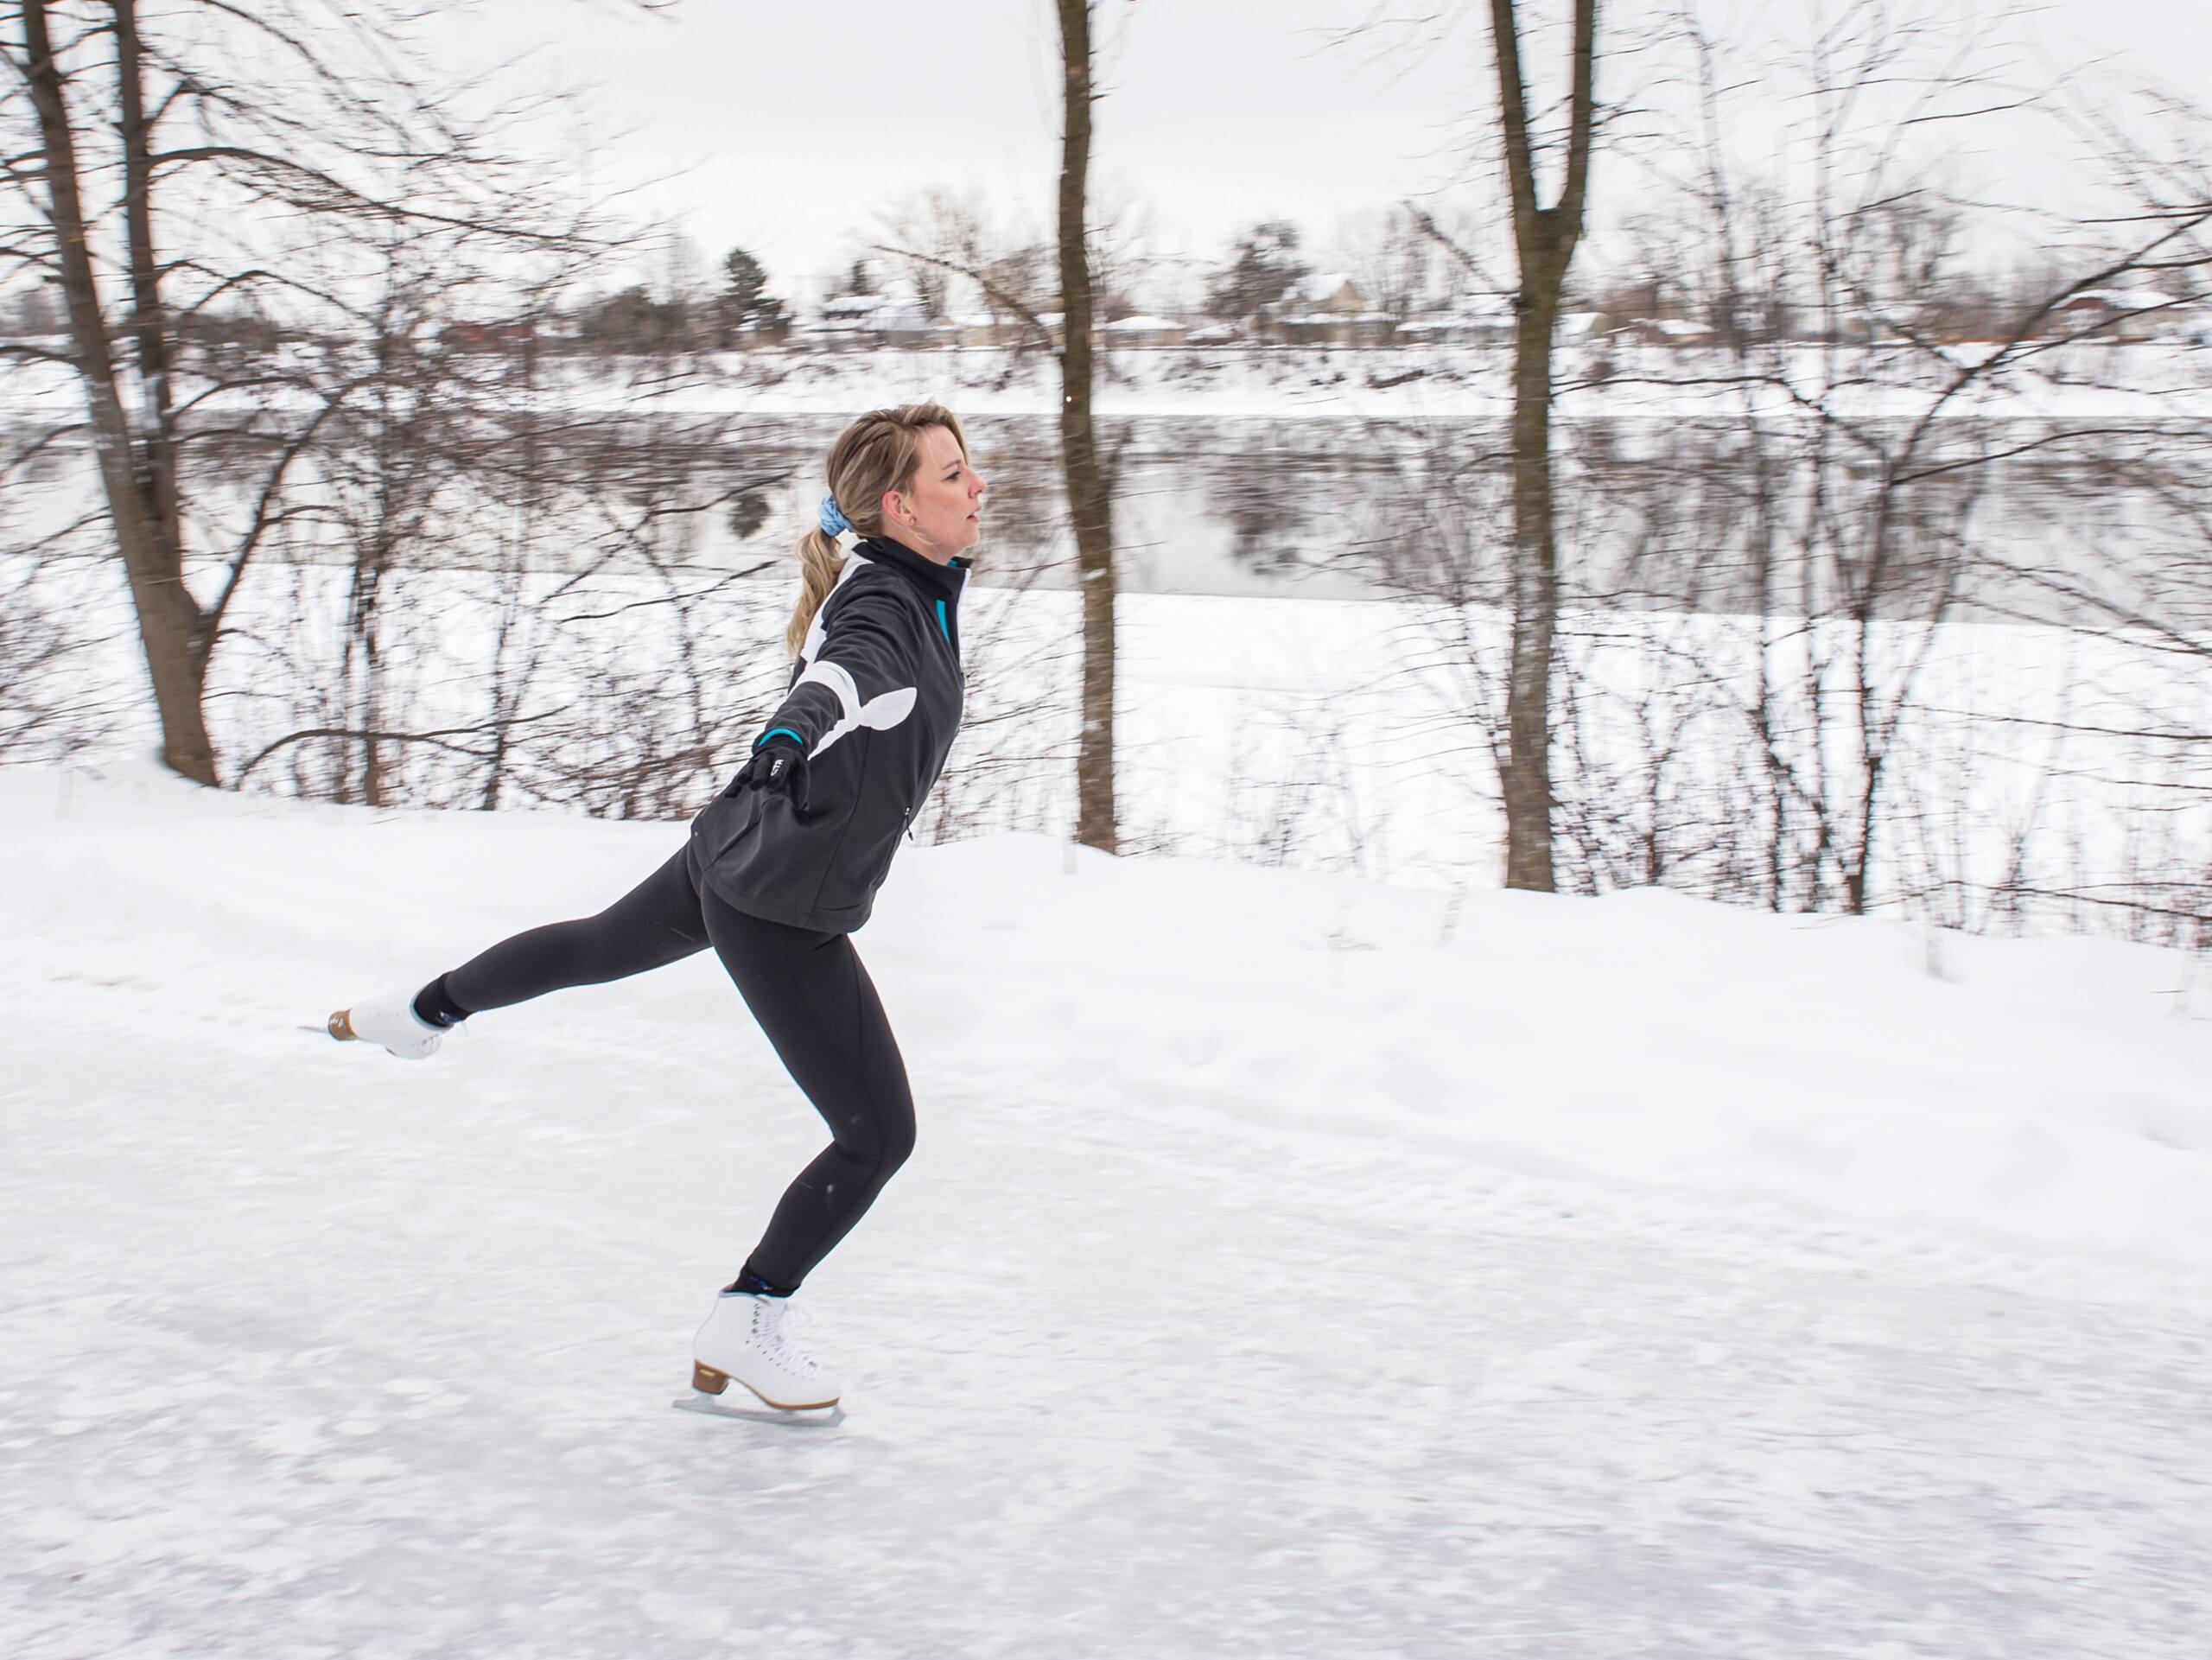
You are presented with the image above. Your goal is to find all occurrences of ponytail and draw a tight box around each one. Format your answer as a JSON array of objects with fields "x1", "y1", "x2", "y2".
[{"x1": 785, "y1": 526, "x2": 845, "y2": 658}]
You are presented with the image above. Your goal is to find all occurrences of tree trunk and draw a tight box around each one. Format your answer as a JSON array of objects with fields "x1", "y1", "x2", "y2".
[
  {"x1": 1489, "y1": 0, "x2": 1599, "y2": 891},
  {"x1": 1502, "y1": 268, "x2": 1562, "y2": 890},
  {"x1": 21, "y1": 0, "x2": 215, "y2": 782},
  {"x1": 113, "y1": 0, "x2": 183, "y2": 550},
  {"x1": 1057, "y1": 0, "x2": 1117, "y2": 854}
]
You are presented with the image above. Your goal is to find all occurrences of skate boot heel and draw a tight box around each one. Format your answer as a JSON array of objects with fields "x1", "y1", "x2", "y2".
[
  {"x1": 690, "y1": 1362, "x2": 732, "y2": 1396},
  {"x1": 327, "y1": 1008, "x2": 359, "y2": 1041}
]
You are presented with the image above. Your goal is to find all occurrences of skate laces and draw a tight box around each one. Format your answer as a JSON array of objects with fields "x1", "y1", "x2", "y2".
[{"x1": 749, "y1": 1296, "x2": 817, "y2": 1377}]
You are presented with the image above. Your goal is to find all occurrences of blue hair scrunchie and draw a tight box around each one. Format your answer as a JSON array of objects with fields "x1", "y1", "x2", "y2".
[{"x1": 818, "y1": 494, "x2": 851, "y2": 538}]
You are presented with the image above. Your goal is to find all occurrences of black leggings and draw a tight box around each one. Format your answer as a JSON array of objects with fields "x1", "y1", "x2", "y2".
[{"x1": 439, "y1": 847, "x2": 915, "y2": 1293}]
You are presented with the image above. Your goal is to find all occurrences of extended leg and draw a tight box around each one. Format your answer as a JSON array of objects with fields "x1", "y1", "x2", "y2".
[{"x1": 436, "y1": 844, "x2": 711, "y2": 1017}]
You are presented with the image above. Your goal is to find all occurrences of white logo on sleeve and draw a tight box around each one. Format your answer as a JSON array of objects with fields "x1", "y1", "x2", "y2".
[{"x1": 793, "y1": 659, "x2": 918, "y2": 758}]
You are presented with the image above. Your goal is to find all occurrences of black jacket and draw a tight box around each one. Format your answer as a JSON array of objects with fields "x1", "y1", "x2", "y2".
[{"x1": 688, "y1": 537, "x2": 969, "y2": 932}]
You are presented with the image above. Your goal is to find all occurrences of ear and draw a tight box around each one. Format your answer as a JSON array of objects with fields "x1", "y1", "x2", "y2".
[{"x1": 880, "y1": 487, "x2": 912, "y2": 526}]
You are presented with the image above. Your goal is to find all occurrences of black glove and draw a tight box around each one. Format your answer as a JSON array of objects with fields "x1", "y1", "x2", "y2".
[{"x1": 734, "y1": 732, "x2": 809, "y2": 813}]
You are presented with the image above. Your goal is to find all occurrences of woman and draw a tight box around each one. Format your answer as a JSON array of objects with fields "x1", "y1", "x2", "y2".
[{"x1": 327, "y1": 402, "x2": 986, "y2": 1414}]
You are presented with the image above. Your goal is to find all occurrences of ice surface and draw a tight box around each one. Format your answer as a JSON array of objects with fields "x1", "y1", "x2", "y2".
[{"x1": 3, "y1": 758, "x2": 2209, "y2": 1657}]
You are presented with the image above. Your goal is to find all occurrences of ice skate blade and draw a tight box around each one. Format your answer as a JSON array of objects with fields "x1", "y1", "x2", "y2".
[{"x1": 671, "y1": 1390, "x2": 844, "y2": 1428}]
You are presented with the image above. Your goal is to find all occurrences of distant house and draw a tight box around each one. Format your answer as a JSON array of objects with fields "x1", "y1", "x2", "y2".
[
  {"x1": 439, "y1": 320, "x2": 536, "y2": 353},
  {"x1": 808, "y1": 291, "x2": 933, "y2": 347},
  {"x1": 947, "y1": 313, "x2": 1017, "y2": 348},
  {"x1": 1633, "y1": 317, "x2": 1714, "y2": 347},
  {"x1": 2056, "y1": 288, "x2": 2182, "y2": 344},
  {"x1": 1102, "y1": 314, "x2": 1190, "y2": 349},
  {"x1": 1399, "y1": 292, "x2": 1516, "y2": 345},
  {"x1": 941, "y1": 310, "x2": 1063, "y2": 348},
  {"x1": 1297, "y1": 273, "x2": 1367, "y2": 315},
  {"x1": 1269, "y1": 273, "x2": 1395, "y2": 346}
]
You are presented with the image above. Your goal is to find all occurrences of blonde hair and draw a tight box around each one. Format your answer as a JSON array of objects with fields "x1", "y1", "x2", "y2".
[{"x1": 786, "y1": 401, "x2": 970, "y2": 657}]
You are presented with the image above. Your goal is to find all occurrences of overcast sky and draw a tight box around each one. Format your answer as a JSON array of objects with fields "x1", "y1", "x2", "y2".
[{"x1": 445, "y1": 0, "x2": 2210, "y2": 303}]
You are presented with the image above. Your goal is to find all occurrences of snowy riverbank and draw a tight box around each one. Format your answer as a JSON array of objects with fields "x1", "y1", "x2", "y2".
[
  {"x1": 3, "y1": 760, "x2": 2209, "y2": 1656},
  {"x1": 6, "y1": 340, "x2": 2209, "y2": 427}
]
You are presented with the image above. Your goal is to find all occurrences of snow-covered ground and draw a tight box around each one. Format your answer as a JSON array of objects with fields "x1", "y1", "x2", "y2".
[{"x1": 4, "y1": 759, "x2": 2209, "y2": 1657}]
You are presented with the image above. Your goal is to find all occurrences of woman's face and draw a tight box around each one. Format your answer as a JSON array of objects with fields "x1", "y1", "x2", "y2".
[{"x1": 881, "y1": 424, "x2": 987, "y2": 563}]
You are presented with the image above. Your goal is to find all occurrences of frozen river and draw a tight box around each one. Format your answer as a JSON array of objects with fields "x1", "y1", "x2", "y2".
[{"x1": 10, "y1": 341, "x2": 2210, "y2": 620}]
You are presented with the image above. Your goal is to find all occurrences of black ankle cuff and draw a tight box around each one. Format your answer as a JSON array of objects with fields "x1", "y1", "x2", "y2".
[
  {"x1": 411, "y1": 973, "x2": 471, "y2": 1030},
  {"x1": 725, "y1": 1269, "x2": 794, "y2": 1299}
]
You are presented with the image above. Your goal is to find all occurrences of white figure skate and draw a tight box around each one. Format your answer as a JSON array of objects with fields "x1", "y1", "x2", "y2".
[
  {"x1": 326, "y1": 988, "x2": 445, "y2": 1059},
  {"x1": 680, "y1": 1291, "x2": 842, "y2": 1416}
]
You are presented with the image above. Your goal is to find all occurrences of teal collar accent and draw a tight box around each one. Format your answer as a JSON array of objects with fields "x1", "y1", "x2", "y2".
[{"x1": 854, "y1": 537, "x2": 963, "y2": 648}]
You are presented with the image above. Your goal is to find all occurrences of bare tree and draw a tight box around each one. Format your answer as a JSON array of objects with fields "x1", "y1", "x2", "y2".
[
  {"x1": 1341, "y1": 205, "x2": 1450, "y2": 323},
  {"x1": 1, "y1": 0, "x2": 663, "y2": 785},
  {"x1": 10, "y1": 0, "x2": 210, "y2": 775},
  {"x1": 880, "y1": 189, "x2": 991, "y2": 321},
  {"x1": 1358, "y1": 1, "x2": 2211, "y2": 951},
  {"x1": 1533, "y1": 3, "x2": 2212, "y2": 941},
  {"x1": 855, "y1": 9, "x2": 1133, "y2": 853},
  {"x1": 874, "y1": 188, "x2": 1061, "y2": 353},
  {"x1": 1487, "y1": 0, "x2": 1599, "y2": 891},
  {"x1": 1058, "y1": 0, "x2": 1118, "y2": 852}
]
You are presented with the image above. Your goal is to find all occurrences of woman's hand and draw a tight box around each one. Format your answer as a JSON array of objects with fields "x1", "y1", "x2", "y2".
[{"x1": 734, "y1": 733, "x2": 810, "y2": 813}]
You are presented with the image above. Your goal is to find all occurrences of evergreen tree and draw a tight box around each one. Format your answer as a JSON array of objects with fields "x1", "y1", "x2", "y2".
[
  {"x1": 719, "y1": 247, "x2": 790, "y2": 342},
  {"x1": 1204, "y1": 221, "x2": 1312, "y2": 321},
  {"x1": 722, "y1": 247, "x2": 768, "y2": 315}
]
